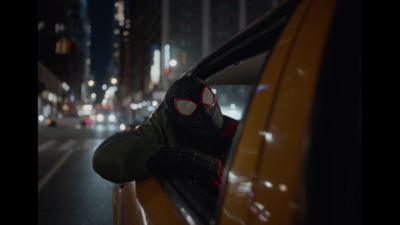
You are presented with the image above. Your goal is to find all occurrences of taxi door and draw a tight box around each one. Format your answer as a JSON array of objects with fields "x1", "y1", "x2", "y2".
[{"x1": 218, "y1": 0, "x2": 340, "y2": 224}]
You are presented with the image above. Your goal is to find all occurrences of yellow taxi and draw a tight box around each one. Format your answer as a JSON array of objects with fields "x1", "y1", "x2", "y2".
[{"x1": 112, "y1": 0, "x2": 361, "y2": 224}]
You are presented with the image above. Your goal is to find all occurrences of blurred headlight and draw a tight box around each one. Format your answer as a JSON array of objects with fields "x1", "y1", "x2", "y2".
[
  {"x1": 119, "y1": 124, "x2": 126, "y2": 131},
  {"x1": 108, "y1": 114, "x2": 116, "y2": 122},
  {"x1": 97, "y1": 114, "x2": 104, "y2": 122}
]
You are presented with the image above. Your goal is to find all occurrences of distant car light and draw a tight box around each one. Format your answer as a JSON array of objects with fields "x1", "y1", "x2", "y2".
[
  {"x1": 119, "y1": 124, "x2": 126, "y2": 131},
  {"x1": 97, "y1": 114, "x2": 104, "y2": 122},
  {"x1": 108, "y1": 114, "x2": 116, "y2": 122}
]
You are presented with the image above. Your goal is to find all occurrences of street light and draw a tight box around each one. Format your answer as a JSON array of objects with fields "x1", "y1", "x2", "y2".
[
  {"x1": 88, "y1": 79, "x2": 95, "y2": 87},
  {"x1": 111, "y1": 77, "x2": 117, "y2": 85},
  {"x1": 170, "y1": 59, "x2": 177, "y2": 67}
]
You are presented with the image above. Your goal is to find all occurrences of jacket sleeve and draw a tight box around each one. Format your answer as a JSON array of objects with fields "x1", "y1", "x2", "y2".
[{"x1": 92, "y1": 105, "x2": 176, "y2": 183}]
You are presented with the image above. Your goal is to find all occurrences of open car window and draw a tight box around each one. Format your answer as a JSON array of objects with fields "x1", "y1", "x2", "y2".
[{"x1": 153, "y1": 51, "x2": 270, "y2": 224}]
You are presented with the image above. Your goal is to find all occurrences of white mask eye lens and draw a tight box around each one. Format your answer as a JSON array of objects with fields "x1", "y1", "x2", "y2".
[
  {"x1": 201, "y1": 86, "x2": 215, "y2": 106},
  {"x1": 175, "y1": 99, "x2": 198, "y2": 116}
]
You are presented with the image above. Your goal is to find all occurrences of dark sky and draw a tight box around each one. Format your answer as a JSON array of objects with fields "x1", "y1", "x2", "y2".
[{"x1": 87, "y1": 0, "x2": 114, "y2": 97}]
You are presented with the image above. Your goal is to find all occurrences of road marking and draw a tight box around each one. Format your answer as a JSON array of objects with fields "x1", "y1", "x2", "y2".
[
  {"x1": 58, "y1": 139, "x2": 77, "y2": 151},
  {"x1": 38, "y1": 140, "x2": 57, "y2": 153},
  {"x1": 38, "y1": 149, "x2": 74, "y2": 193}
]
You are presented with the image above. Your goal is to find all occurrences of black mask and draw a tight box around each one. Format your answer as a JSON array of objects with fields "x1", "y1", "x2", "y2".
[{"x1": 165, "y1": 76, "x2": 224, "y2": 141}]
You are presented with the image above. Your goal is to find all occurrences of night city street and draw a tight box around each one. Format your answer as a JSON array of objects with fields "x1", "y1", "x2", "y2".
[
  {"x1": 38, "y1": 116, "x2": 118, "y2": 225},
  {"x1": 38, "y1": 0, "x2": 361, "y2": 224}
]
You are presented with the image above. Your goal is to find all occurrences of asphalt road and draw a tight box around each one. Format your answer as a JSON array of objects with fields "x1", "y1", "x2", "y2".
[{"x1": 38, "y1": 116, "x2": 121, "y2": 225}]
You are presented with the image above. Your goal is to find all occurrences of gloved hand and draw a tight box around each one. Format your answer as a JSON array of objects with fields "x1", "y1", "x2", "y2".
[{"x1": 146, "y1": 147, "x2": 224, "y2": 189}]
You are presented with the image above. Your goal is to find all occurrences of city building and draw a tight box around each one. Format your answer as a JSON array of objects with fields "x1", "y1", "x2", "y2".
[
  {"x1": 109, "y1": 0, "x2": 281, "y2": 124},
  {"x1": 38, "y1": 0, "x2": 91, "y2": 118}
]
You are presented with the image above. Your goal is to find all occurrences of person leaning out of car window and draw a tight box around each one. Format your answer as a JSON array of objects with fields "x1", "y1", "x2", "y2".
[{"x1": 92, "y1": 76, "x2": 238, "y2": 195}]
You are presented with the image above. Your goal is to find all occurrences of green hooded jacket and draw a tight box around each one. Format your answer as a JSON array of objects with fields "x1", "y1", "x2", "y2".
[
  {"x1": 92, "y1": 102, "x2": 182, "y2": 183},
  {"x1": 92, "y1": 100, "x2": 237, "y2": 183}
]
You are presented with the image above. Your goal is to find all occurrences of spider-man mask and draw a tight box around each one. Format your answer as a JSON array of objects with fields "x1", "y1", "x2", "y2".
[{"x1": 165, "y1": 76, "x2": 224, "y2": 140}]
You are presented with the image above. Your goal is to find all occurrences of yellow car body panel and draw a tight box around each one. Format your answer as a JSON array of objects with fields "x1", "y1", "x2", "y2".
[
  {"x1": 218, "y1": 0, "x2": 314, "y2": 223},
  {"x1": 219, "y1": 0, "x2": 338, "y2": 224}
]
